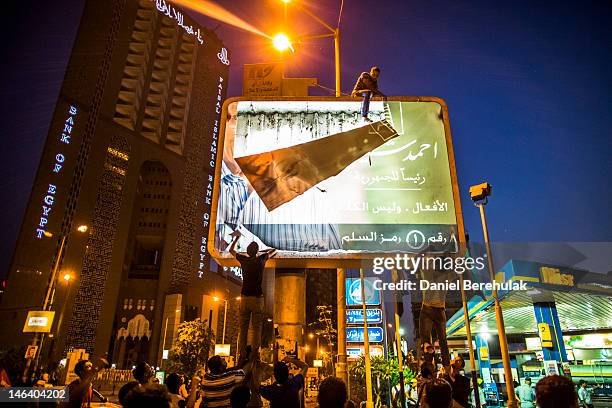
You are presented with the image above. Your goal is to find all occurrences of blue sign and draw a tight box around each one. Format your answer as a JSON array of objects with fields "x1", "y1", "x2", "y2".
[
  {"x1": 346, "y1": 308, "x2": 383, "y2": 324},
  {"x1": 346, "y1": 327, "x2": 384, "y2": 343},
  {"x1": 346, "y1": 278, "x2": 381, "y2": 306}
]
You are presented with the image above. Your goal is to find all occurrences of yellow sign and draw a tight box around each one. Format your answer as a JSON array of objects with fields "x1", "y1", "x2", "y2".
[
  {"x1": 23, "y1": 311, "x2": 55, "y2": 333},
  {"x1": 479, "y1": 346, "x2": 489, "y2": 360},
  {"x1": 243, "y1": 63, "x2": 284, "y2": 97},
  {"x1": 540, "y1": 267, "x2": 574, "y2": 286},
  {"x1": 538, "y1": 323, "x2": 553, "y2": 347},
  {"x1": 313, "y1": 359, "x2": 323, "y2": 367}
]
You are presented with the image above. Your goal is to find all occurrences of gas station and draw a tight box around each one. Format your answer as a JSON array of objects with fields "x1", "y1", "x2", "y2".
[{"x1": 446, "y1": 259, "x2": 612, "y2": 406}]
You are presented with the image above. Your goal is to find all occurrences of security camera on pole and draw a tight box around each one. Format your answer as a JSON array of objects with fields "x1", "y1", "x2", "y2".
[{"x1": 469, "y1": 183, "x2": 518, "y2": 408}]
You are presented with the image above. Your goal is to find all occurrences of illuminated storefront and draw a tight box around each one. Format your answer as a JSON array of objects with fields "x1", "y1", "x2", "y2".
[{"x1": 446, "y1": 260, "x2": 612, "y2": 404}]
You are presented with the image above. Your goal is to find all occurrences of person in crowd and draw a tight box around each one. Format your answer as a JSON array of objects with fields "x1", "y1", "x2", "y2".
[
  {"x1": 62, "y1": 359, "x2": 107, "y2": 408},
  {"x1": 229, "y1": 231, "x2": 277, "y2": 362},
  {"x1": 577, "y1": 380, "x2": 595, "y2": 408},
  {"x1": 230, "y1": 384, "x2": 251, "y2": 408},
  {"x1": 422, "y1": 378, "x2": 453, "y2": 408},
  {"x1": 178, "y1": 374, "x2": 190, "y2": 400},
  {"x1": 418, "y1": 265, "x2": 454, "y2": 374},
  {"x1": 133, "y1": 362, "x2": 155, "y2": 385},
  {"x1": 124, "y1": 383, "x2": 171, "y2": 408},
  {"x1": 0, "y1": 366, "x2": 11, "y2": 387},
  {"x1": 118, "y1": 361, "x2": 155, "y2": 405},
  {"x1": 515, "y1": 377, "x2": 536, "y2": 408},
  {"x1": 260, "y1": 355, "x2": 308, "y2": 408},
  {"x1": 317, "y1": 376, "x2": 347, "y2": 408},
  {"x1": 119, "y1": 381, "x2": 141, "y2": 407},
  {"x1": 165, "y1": 372, "x2": 186, "y2": 408},
  {"x1": 200, "y1": 355, "x2": 246, "y2": 408},
  {"x1": 443, "y1": 356, "x2": 470, "y2": 408},
  {"x1": 351, "y1": 66, "x2": 386, "y2": 121},
  {"x1": 422, "y1": 342, "x2": 437, "y2": 366},
  {"x1": 417, "y1": 362, "x2": 436, "y2": 405},
  {"x1": 35, "y1": 372, "x2": 53, "y2": 387},
  {"x1": 535, "y1": 375, "x2": 578, "y2": 408}
]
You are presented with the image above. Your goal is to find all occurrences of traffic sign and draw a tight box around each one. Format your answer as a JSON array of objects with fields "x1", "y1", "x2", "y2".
[
  {"x1": 346, "y1": 327, "x2": 384, "y2": 343},
  {"x1": 346, "y1": 308, "x2": 383, "y2": 324}
]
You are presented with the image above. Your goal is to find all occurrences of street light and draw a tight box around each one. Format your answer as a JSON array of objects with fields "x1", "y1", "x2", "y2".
[
  {"x1": 273, "y1": 33, "x2": 293, "y2": 52},
  {"x1": 26, "y1": 224, "x2": 89, "y2": 377},
  {"x1": 212, "y1": 295, "x2": 242, "y2": 345},
  {"x1": 470, "y1": 182, "x2": 518, "y2": 408},
  {"x1": 50, "y1": 271, "x2": 76, "y2": 359},
  {"x1": 160, "y1": 308, "x2": 181, "y2": 366},
  {"x1": 277, "y1": 0, "x2": 342, "y2": 96}
]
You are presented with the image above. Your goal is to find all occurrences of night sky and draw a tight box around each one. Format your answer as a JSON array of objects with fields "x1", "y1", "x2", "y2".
[{"x1": 1, "y1": 0, "x2": 611, "y2": 277}]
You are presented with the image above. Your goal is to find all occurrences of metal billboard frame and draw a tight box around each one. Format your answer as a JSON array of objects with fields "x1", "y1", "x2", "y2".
[{"x1": 207, "y1": 96, "x2": 465, "y2": 268}]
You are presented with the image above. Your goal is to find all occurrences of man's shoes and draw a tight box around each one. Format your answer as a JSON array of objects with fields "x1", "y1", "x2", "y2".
[{"x1": 363, "y1": 116, "x2": 373, "y2": 123}]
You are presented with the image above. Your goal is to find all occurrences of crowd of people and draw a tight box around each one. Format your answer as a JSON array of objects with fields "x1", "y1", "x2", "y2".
[
  {"x1": 48, "y1": 354, "x2": 349, "y2": 408},
  {"x1": 411, "y1": 347, "x2": 593, "y2": 408},
  {"x1": 1, "y1": 235, "x2": 602, "y2": 408},
  {"x1": 41, "y1": 350, "x2": 594, "y2": 408}
]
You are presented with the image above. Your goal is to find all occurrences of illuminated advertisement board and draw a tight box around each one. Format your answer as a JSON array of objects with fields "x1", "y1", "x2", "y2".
[{"x1": 209, "y1": 97, "x2": 463, "y2": 267}]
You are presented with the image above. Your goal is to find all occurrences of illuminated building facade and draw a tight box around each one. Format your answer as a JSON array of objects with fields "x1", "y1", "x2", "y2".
[{"x1": 0, "y1": 0, "x2": 236, "y2": 367}]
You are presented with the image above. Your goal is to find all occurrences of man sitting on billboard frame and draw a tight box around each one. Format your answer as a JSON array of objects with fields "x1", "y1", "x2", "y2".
[
  {"x1": 351, "y1": 66, "x2": 387, "y2": 122},
  {"x1": 228, "y1": 230, "x2": 277, "y2": 363}
]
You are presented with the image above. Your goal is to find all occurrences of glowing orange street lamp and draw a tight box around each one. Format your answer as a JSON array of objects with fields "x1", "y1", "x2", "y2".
[{"x1": 273, "y1": 33, "x2": 293, "y2": 52}]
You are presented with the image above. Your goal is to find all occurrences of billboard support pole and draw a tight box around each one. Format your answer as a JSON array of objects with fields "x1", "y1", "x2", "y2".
[
  {"x1": 392, "y1": 270, "x2": 406, "y2": 408},
  {"x1": 336, "y1": 268, "x2": 348, "y2": 384},
  {"x1": 460, "y1": 272, "x2": 481, "y2": 408},
  {"x1": 360, "y1": 268, "x2": 374, "y2": 408}
]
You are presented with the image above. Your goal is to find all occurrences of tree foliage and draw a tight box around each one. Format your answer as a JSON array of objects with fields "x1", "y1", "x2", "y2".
[
  {"x1": 166, "y1": 319, "x2": 215, "y2": 378},
  {"x1": 349, "y1": 354, "x2": 416, "y2": 408}
]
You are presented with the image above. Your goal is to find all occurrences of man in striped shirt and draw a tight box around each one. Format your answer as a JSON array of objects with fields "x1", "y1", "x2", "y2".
[{"x1": 200, "y1": 355, "x2": 246, "y2": 408}]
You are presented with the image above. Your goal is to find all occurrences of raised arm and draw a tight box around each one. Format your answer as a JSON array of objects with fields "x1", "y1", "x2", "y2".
[
  {"x1": 228, "y1": 230, "x2": 241, "y2": 257},
  {"x1": 284, "y1": 355, "x2": 309, "y2": 377},
  {"x1": 261, "y1": 248, "x2": 278, "y2": 258}
]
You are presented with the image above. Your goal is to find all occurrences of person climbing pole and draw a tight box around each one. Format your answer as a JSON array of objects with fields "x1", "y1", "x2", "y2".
[{"x1": 351, "y1": 66, "x2": 387, "y2": 122}]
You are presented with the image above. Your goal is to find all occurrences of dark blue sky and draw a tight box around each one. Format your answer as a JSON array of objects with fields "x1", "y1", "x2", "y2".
[{"x1": 1, "y1": 0, "x2": 611, "y2": 275}]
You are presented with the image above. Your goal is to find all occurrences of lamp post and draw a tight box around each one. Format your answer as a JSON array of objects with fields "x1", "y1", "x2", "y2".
[
  {"x1": 469, "y1": 183, "x2": 518, "y2": 408},
  {"x1": 213, "y1": 295, "x2": 241, "y2": 345},
  {"x1": 274, "y1": 0, "x2": 342, "y2": 97},
  {"x1": 160, "y1": 308, "x2": 181, "y2": 366},
  {"x1": 24, "y1": 224, "x2": 89, "y2": 379},
  {"x1": 48, "y1": 273, "x2": 74, "y2": 361}
]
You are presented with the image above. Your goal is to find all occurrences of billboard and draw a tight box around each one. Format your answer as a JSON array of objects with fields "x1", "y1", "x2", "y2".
[{"x1": 209, "y1": 97, "x2": 463, "y2": 267}]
